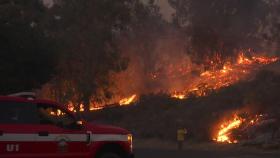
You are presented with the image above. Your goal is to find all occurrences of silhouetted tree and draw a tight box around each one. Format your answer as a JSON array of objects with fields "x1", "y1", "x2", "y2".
[
  {"x1": 43, "y1": 0, "x2": 145, "y2": 111},
  {"x1": 0, "y1": 0, "x2": 56, "y2": 94},
  {"x1": 168, "y1": 0, "x2": 274, "y2": 64}
]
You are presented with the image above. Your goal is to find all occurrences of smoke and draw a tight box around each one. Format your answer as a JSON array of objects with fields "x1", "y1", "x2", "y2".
[
  {"x1": 42, "y1": 0, "x2": 55, "y2": 8},
  {"x1": 111, "y1": 0, "x2": 280, "y2": 98},
  {"x1": 142, "y1": 0, "x2": 175, "y2": 22},
  {"x1": 113, "y1": 27, "x2": 206, "y2": 97},
  {"x1": 171, "y1": 0, "x2": 280, "y2": 58}
]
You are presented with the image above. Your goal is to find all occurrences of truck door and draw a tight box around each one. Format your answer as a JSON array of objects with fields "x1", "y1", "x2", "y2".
[
  {"x1": 0, "y1": 100, "x2": 39, "y2": 157},
  {"x1": 35, "y1": 103, "x2": 91, "y2": 158}
]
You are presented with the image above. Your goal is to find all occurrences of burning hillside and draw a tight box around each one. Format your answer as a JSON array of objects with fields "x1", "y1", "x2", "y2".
[
  {"x1": 103, "y1": 50, "x2": 278, "y2": 109},
  {"x1": 170, "y1": 52, "x2": 278, "y2": 100},
  {"x1": 119, "y1": 94, "x2": 138, "y2": 106},
  {"x1": 63, "y1": 50, "x2": 278, "y2": 111},
  {"x1": 213, "y1": 112, "x2": 279, "y2": 146},
  {"x1": 89, "y1": 65, "x2": 280, "y2": 146},
  {"x1": 214, "y1": 114, "x2": 243, "y2": 144},
  {"x1": 4, "y1": 0, "x2": 280, "y2": 153}
]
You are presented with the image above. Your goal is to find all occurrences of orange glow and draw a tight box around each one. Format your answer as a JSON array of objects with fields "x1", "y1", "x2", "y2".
[
  {"x1": 79, "y1": 104, "x2": 85, "y2": 112},
  {"x1": 67, "y1": 102, "x2": 75, "y2": 112},
  {"x1": 237, "y1": 52, "x2": 253, "y2": 64},
  {"x1": 119, "y1": 94, "x2": 137, "y2": 106},
  {"x1": 63, "y1": 51, "x2": 278, "y2": 111},
  {"x1": 252, "y1": 56, "x2": 279, "y2": 64},
  {"x1": 213, "y1": 113, "x2": 264, "y2": 144},
  {"x1": 214, "y1": 114, "x2": 243, "y2": 143},
  {"x1": 90, "y1": 106, "x2": 104, "y2": 111},
  {"x1": 49, "y1": 109, "x2": 65, "y2": 116},
  {"x1": 89, "y1": 101, "x2": 106, "y2": 111},
  {"x1": 170, "y1": 52, "x2": 279, "y2": 100},
  {"x1": 171, "y1": 93, "x2": 186, "y2": 99}
]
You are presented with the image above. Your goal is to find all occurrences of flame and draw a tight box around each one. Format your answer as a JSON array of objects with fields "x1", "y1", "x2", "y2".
[
  {"x1": 170, "y1": 52, "x2": 279, "y2": 100},
  {"x1": 65, "y1": 94, "x2": 138, "y2": 112},
  {"x1": 252, "y1": 56, "x2": 279, "y2": 64},
  {"x1": 67, "y1": 101, "x2": 75, "y2": 112},
  {"x1": 67, "y1": 102, "x2": 85, "y2": 112},
  {"x1": 237, "y1": 52, "x2": 253, "y2": 64},
  {"x1": 89, "y1": 101, "x2": 105, "y2": 111},
  {"x1": 79, "y1": 103, "x2": 85, "y2": 112},
  {"x1": 171, "y1": 92, "x2": 186, "y2": 99},
  {"x1": 214, "y1": 113, "x2": 264, "y2": 144},
  {"x1": 90, "y1": 106, "x2": 104, "y2": 111},
  {"x1": 63, "y1": 51, "x2": 278, "y2": 111},
  {"x1": 49, "y1": 109, "x2": 65, "y2": 116},
  {"x1": 119, "y1": 94, "x2": 137, "y2": 106},
  {"x1": 214, "y1": 114, "x2": 243, "y2": 143}
]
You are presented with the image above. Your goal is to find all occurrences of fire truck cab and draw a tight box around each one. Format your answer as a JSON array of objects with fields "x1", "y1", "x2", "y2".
[{"x1": 0, "y1": 96, "x2": 133, "y2": 158}]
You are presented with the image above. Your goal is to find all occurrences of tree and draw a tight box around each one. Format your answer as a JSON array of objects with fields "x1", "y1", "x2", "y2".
[
  {"x1": 0, "y1": 0, "x2": 56, "y2": 94},
  {"x1": 113, "y1": 0, "x2": 170, "y2": 95},
  {"x1": 168, "y1": 0, "x2": 272, "y2": 64},
  {"x1": 42, "y1": 0, "x2": 141, "y2": 111}
]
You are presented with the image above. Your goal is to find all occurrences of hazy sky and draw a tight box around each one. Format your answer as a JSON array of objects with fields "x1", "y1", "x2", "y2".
[
  {"x1": 42, "y1": 0, "x2": 54, "y2": 8},
  {"x1": 43, "y1": 0, "x2": 174, "y2": 21},
  {"x1": 142, "y1": 0, "x2": 175, "y2": 21}
]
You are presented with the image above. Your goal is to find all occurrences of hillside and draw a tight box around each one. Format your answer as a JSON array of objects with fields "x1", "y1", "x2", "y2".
[{"x1": 86, "y1": 62, "x2": 280, "y2": 143}]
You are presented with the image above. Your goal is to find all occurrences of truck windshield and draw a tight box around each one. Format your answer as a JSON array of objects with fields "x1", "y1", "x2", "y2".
[
  {"x1": 0, "y1": 101, "x2": 38, "y2": 124},
  {"x1": 37, "y1": 104, "x2": 77, "y2": 129}
]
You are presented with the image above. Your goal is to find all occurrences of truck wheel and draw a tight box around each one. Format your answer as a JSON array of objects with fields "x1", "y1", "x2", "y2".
[{"x1": 98, "y1": 152, "x2": 121, "y2": 158}]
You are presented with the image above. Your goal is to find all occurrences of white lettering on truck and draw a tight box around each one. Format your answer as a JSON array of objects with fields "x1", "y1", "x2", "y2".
[{"x1": 6, "y1": 144, "x2": 19, "y2": 152}]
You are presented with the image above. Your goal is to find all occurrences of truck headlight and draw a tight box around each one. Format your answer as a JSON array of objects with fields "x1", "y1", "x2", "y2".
[{"x1": 127, "y1": 134, "x2": 133, "y2": 151}]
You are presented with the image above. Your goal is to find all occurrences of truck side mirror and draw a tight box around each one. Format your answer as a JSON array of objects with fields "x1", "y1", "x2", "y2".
[
  {"x1": 73, "y1": 120, "x2": 84, "y2": 130},
  {"x1": 76, "y1": 120, "x2": 84, "y2": 125},
  {"x1": 65, "y1": 120, "x2": 84, "y2": 130},
  {"x1": 73, "y1": 119, "x2": 86, "y2": 129}
]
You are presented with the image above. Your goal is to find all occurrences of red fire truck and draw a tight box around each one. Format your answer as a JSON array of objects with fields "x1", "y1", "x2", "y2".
[{"x1": 0, "y1": 96, "x2": 134, "y2": 158}]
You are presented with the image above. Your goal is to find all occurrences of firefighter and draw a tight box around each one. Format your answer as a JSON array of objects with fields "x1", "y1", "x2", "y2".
[{"x1": 177, "y1": 128, "x2": 187, "y2": 150}]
